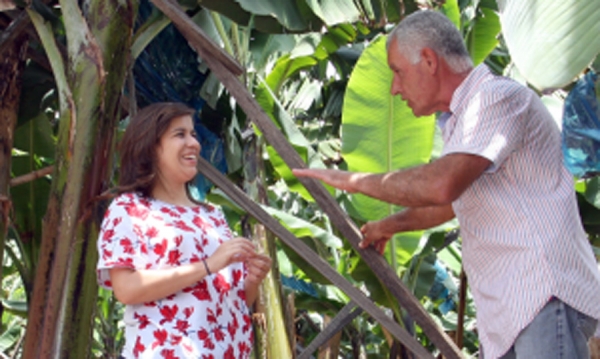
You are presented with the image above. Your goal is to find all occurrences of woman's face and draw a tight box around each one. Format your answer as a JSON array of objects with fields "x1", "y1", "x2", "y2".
[{"x1": 154, "y1": 115, "x2": 201, "y2": 188}]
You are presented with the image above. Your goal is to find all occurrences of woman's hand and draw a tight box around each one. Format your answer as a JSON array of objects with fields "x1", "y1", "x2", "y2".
[
  {"x1": 245, "y1": 254, "x2": 272, "y2": 286},
  {"x1": 244, "y1": 253, "x2": 272, "y2": 305},
  {"x1": 206, "y1": 237, "x2": 257, "y2": 274}
]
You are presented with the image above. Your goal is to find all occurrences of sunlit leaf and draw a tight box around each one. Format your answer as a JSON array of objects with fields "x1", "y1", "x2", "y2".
[
  {"x1": 498, "y1": 0, "x2": 600, "y2": 90},
  {"x1": 248, "y1": 33, "x2": 298, "y2": 77},
  {"x1": 468, "y1": 7, "x2": 501, "y2": 66},
  {"x1": 440, "y1": 0, "x2": 460, "y2": 29},
  {"x1": 1, "y1": 300, "x2": 28, "y2": 317},
  {"x1": 304, "y1": 0, "x2": 360, "y2": 25},
  {"x1": 266, "y1": 54, "x2": 318, "y2": 93},
  {"x1": 263, "y1": 206, "x2": 343, "y2": 249},
  {"x1": 236, "y1": 0, "x2": 306, "y2": 30}
]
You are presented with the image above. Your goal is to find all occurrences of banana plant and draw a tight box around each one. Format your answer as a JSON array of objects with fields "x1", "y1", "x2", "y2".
[{"x1": 20, "y1": 1, "x2": 137, "y2": 358}]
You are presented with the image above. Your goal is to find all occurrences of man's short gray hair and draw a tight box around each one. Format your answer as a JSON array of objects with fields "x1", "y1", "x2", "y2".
[{"x1": 387, "y1": 10, "x2": 473, "y2": 74}]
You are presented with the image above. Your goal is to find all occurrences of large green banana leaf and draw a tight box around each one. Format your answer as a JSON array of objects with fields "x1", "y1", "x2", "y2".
[
  {"x1": 304, "y1": 0, "x2": 360, "y2": 25},
  {"x1": 341, "y1": 34, "x2": 436, "y2": 266},
  {"x1": 196, "y1": 0, "x2": 418, "y2": 33},
  {"x1": 498, "y1": 0, "x2": 600, "y2": 91}
]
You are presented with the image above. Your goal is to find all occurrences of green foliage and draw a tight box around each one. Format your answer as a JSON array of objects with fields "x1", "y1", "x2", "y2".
[
  {"x1": 466, "y1": 7, "x2": 501, "y2": 66},
  {"x1": 91, "y1": 288, "x2": 125, "y2": 358},
  {"x1": 8, "y1": 0, "x2": 598, "y2": 358},
  {"x1": 1, "y1": 237, "x2": 29, "y2": 357},
  {"x1": 197, "y1": 0, "x2": 419, "y2": 33},
  {"x1": 264, "y1": 205, "x2": 342, "y2": 284}
]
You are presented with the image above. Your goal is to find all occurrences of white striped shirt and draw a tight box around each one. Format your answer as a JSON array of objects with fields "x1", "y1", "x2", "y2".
[{"x1": 440, "y1": 65, "x2": 600, "y2": 358}]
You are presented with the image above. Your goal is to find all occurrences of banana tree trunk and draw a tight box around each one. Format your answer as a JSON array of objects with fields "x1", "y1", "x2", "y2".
[
  {"x1": 0, "y1": 13, "x2": 29, "y2": 302},
  {"x1": 242, "y1": 135, "x2": 294, "y2": 359},
  {"x1": 22, "y1": 1, "x2": 137, "y2": 358}
]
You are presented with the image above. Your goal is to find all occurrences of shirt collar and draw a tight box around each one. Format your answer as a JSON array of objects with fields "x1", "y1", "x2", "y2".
[{"x1": 449, "y1": 64, "x2": 493, "y2": 114}]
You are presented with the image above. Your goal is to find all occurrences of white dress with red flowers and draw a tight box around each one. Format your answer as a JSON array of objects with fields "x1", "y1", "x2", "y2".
[{"x1": 97, "y1": 192, "x2": 252, "y2": 359}]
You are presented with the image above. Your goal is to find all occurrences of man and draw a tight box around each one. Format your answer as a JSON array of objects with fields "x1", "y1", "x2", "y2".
[{"x1": 293, "y1": 10, "x2": 600, "y2": 359}]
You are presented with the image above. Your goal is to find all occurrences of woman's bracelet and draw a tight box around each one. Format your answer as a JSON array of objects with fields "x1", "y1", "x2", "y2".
[{"x1": 202, "y1": 258, "x2": 212, "y2": 276}]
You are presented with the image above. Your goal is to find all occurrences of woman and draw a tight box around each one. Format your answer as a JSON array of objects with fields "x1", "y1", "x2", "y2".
[{"x1": 97, "y1": 102, "x2": 271, "y2": 359}]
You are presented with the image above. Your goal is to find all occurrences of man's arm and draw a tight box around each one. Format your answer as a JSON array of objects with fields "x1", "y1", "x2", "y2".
[
  {"x1": 359, "y1": 205, "x2": 455, "y2": 253},
  {"x1": 293, "y1": 153, "x2": 491, "y2": 207}
]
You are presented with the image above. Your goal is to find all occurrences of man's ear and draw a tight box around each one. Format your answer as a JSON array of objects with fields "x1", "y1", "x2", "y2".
[{"x1": 420, "y1": 47, "x2": 439, "y2": 74}]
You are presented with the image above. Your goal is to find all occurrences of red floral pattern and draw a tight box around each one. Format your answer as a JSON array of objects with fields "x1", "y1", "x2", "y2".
[{"x1": 97, "y1": 193, "x2": 252, "y2": 358}]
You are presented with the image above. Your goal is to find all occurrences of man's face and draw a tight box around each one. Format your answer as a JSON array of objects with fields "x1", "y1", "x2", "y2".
[{"x1": 387, "y1": 40, "x2": 436, "y2": 117}]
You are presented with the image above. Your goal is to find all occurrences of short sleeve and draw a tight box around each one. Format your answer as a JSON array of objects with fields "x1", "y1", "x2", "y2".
[
  {"x1": 96, "y1": 197, "x2": 148, "y2": 289},
  {"x1": 442, "y1": 85, "x2": 530, "y2": 172}
]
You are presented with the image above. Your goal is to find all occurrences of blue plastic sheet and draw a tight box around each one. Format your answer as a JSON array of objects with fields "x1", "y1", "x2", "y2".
[
  {"x1": 280, "y1": 275, "x2": 319, "y2": 298},
  {"x1": 427, "y1": 260, "x2": 457, "y2": 314},
  {"x1": 562, "y1": 71, "x2": 600, "y2": 178}
]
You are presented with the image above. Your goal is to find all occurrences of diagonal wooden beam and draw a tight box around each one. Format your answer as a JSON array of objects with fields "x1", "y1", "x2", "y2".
[
  {"x1": 195, "y1": 156, "x2": 432, "y2": 358},
  {"x1": 151, "y1": 1, "x2": 463, "y2": 357},
  {"x1": 297, "y1": 301, "x2": 363, "y2": 359}
]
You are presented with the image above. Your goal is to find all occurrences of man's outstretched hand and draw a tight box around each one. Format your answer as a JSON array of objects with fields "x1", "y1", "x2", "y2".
[
  {"x1": 294, "y1": 168, "x2": 391, "y2": 252},
  {"x1": 292, "y1": 168, "x2": 362, "y2": 193}
]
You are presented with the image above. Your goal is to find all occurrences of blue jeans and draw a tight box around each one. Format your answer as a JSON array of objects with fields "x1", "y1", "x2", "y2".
[{"x1": 496, "y1": 298, "x2": 598, "y2": 359}]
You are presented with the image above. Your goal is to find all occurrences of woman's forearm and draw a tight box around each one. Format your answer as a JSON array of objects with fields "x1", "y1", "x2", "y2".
[{"x1": 109, "y1": 261, "x2": 209, "y2": 305}]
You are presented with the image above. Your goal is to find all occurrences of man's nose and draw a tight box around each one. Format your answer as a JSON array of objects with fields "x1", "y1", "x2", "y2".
[{"x1": 390, "y1": 78, "x2": 403, "y2": 96}]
